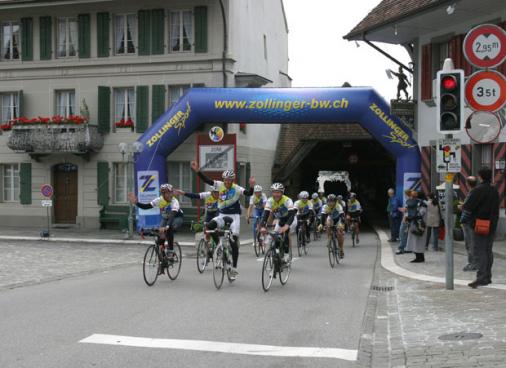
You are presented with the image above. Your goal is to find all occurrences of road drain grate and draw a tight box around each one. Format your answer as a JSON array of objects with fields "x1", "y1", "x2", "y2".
[
  {"x1": 438, "y1": 332, "x2": 483, "y2": 341},
  {"x1": 371, "y1": 285, "x2": 394, "y2": 292}
]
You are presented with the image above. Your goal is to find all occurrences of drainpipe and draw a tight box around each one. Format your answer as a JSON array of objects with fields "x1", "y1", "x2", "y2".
[
  {"x1": 219, "y1": 0, "x2": 228, "y2": 87},
  {"x1": 362, "y1": 33, "x2": 413, "y2": 74}
]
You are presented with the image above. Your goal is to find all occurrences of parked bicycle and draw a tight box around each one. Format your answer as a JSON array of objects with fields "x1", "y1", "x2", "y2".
[
  {"x1": 261, "y1": 231, "x2": 292, "y2": 292},
  {"x1": 142, "y1": 228, "x2": 182, "y2": 286}
]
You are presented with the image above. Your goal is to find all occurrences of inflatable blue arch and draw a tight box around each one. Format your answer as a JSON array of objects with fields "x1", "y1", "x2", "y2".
[{"x1": 134, "y1": 87, "x2": 421, "y2": 228}]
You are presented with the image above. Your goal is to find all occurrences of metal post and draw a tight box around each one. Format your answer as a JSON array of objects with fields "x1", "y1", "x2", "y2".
[
  {"x1": 127, "y1": 153, "x2": 134, "y2": 239},
  {"x1": 445, "y1": 136, "x2": 454, "y2": 290},
  {"x1": 47, "y1": 205, "x2": 51, "y2": 237}
]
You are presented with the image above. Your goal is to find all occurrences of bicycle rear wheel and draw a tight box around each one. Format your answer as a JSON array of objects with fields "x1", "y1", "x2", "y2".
[
  {"x1": 196, "y1": 238, "x2": 208, "y2": 273},
  {"x1": 213, "y1": 246, "x2": 225, "y2": 289},
  {"x1": 143, "y1": 244, "x2": 160, "y2": 286},
  {"x1": 254, "y1": 234, "x2": 260, "y2": 257},
  {"x1": 167, "y1": 242, "x2": 182, "y2": 280},
  {"x1": 262, "y1": 249, "x2": 275, "y2": 292},
  {"x1": 327, "y1": 237, "x2": 336, "y2": 268}
]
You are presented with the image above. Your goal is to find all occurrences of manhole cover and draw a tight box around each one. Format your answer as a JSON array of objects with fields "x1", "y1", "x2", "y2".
[
  {"x1": 371, "y1": 285, "x2": 394, "y2": 292},
  {"x1": 438, "y1": 332, "x2": 483, "y2": 341}
]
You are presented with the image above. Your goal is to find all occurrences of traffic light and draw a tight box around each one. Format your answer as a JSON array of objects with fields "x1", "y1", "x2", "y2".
[{"x1": 436, "y1": 70, "x2": 464, "y2": 134}]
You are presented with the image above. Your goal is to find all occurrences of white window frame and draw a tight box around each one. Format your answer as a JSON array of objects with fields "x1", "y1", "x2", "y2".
[
  {"x1": 1, "y1": 21, "x2": 20, "y2": 61},
  {"x1": 114, "y1": 14, "x2": 137, "y2": 55},
  {"x1": 1, "y1": 163, "x2": 20, "y2": 203},
  {"x1": 168, "y1": 84, "x2": 191, "y2": 108},
  {"x1": 169, "y1": 10, "x2": 193, "y2": 53},
  {"x1": 113, "y1": 87, "x2": 135, "y2": 124},
  {"x1": 0, "y1": 92, "x2": 18, "y2": 122},
  {"x1": 167, "y1": 161, "x2": 192, "y2": 206},
  {"x1": 113, "y1": 162, "x2": 133, "y2": 204},
  {"x1": 55, "y1": 90, "x2": 75, "y2": 117},
  {"x1": 56, "y1": 17, "x2": 78, "y2": 58}
]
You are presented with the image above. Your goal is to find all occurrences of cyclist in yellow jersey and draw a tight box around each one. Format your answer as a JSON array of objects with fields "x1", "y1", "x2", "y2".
[
  {"x1": 175, "y1": 185, "x2": 220, "y2": 223},
  {"x1": 260, "y1": 183, "x2": 298, "y2": 264},
  {"x1": 294, "y1": 191, "x2": 313, "y2": 243},
  {"x1": 320, "y1": 194, "x2": 345, "y2": 258},
  {"x1": 247, "y1": 185, "x2": 267, "y2": 243},
  {"x1": 311, "y1": 192, "x2": 323, "y2": 228},
  {"x1": 347, "y1": 192, "x2": 363, "y2": 244},
  {"x1": 128, "y1": 184, "x2": 183, "y2": 267}
]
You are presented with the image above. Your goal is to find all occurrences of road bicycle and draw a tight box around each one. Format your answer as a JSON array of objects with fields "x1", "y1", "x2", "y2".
[
  {"x1": 349, "y1": 216, "x2": 360, "y2": 247},
  {"x1": 196, "y1": 222, "x2": 216, "y2": 273},
  {"x1": 142, "y1": 228, "x2": 182, "y2": 286},
  {"x1": 296, "y1": 218, "x2": 310, "y2": 256},
  {"x1": 205, "y1": 222, "x2": 236, "y2": 290},
  {"x1": 251, "y1": 216, "x2": 266, "y2": 257},
  {"x1": 327, "y1": 224, "x2": 343, "y2": 268},
  {"x1": 262, "y1": 231, "x2": 292, "y2": 292}
]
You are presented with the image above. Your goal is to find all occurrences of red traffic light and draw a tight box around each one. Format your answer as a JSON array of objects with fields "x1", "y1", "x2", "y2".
[{"x1": 442, "y1": 75, "x2": 457, "y2": 91}]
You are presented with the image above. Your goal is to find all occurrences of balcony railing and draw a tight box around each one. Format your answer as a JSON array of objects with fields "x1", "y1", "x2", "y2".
[{"x1": 7, "y1": 124, "x2": 104, "y2": 154}]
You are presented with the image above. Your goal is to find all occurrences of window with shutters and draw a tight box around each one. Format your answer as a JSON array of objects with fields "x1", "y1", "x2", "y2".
[
  {"x1": 2, "y1": 22, "x2": 20, "y2": 60},
  {"x1": 167, "y1": 161, "x2": 191, "y2": 205},
  {"x1": 113, "y1": 162, "x2": 132, "y2": 203},
  {"x1": 56, "y1": 17, "x2": 77, "y2": 58},
  {"x1": 433, "y1": 41, "x2": 449, "y2": 78},
  {"x1": 55, "y1": 90, "x2": 75, "y2": 117},
  {"x1": 169, "y1": 10, "x2": 192, "y2": 53},
  {"x1": 168, "y1": 84, "x2": 190, "y2": 107},
  {"x1": 0, "y1": 164, "x2": 20, "y2": 202},
  {"x1": 113, "y1": 87, "x2": 135, "y2": 124},
  {"x1": 114, "y1": 14, "x2": 137, "y2": 55},
  {"x1": 0, "y1": 92, "x2": 18, "y2": 122}
]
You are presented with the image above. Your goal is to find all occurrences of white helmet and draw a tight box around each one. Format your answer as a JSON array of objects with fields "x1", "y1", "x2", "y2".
[
  {"x1": 254, "y1": 185, "x2": 263, "y2": 192},
  {"x1": 299, "y1": 191, "x2": 309, "y2": 199},
  {"x1": 337, "y1": 195, "x2": 343, "y2": 200},
  {"x1": 160, "y1": 183, "x2": 173, "y2": 192},
  {"x1": 350, "y1": 192, "x2": 356, "y2": 198},
  {"x1": 270, "y1": 182, "x2": 285, "y2": 192},
  {"x1": 311, "y1": 192, "x2": 319, "y2": 199},
  {"x1": 222, "y1": 170, "x2": 235, "y2": 180}
]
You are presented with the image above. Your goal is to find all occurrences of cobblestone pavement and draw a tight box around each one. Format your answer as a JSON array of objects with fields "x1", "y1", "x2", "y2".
[{"x1": 361, "y1": 231, "x2": 506, "y2": 367}]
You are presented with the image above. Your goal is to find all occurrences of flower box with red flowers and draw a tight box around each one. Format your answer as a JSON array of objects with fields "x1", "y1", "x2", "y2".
[
  {"x1": 10, "y1": 115, "x2": 89, "y2": 126},
  {"x1": 114, "y1": 118, "x2": 135, "y2": 130}
]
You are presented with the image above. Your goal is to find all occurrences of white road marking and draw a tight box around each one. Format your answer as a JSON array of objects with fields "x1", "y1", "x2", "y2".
[
  {"x1": 256, "y1": 257, "x2": 300, "y2": 262},
  {"x1": 80, "y1": 334, "x2": 358, "y2": 361},
  {"x1": 377, "y1": 229, "x2": 506, "y2": 291}
]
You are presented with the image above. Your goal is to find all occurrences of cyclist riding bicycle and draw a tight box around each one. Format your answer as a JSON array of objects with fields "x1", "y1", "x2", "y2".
[
  {"x1": 347, "y1": 192, "x2": 362, "y2": 244},
  {"x1": 175, "y1": 185, "x2": 219, "y2": 223},
  {"x1": 337, "y1": 195, "x2": 347, "y2": 213},
  {"x1": 260, "y1": 183, "x2": 297, "y2": 264},
  {"x1": 247, "y1": 185, "x2": 267, "y2": 243},
  {"x1": 311, "y1": 192, "x2": 323, "y2": 227},
  {"x1": 191, "y1": 161, "x2": 255, "y2": 280},
  {"x1": 320, "y1": 194, "x2": 346, "y2": 258},
  {"x1": 294, "y1": 191, "x2": 313, "y2": 242},
  {"x1": 318, "y1": 189, "x2": 327, "y2": 205},
  {"x1": 128, "y1": 184, "x2": 184, "y2": 269}
]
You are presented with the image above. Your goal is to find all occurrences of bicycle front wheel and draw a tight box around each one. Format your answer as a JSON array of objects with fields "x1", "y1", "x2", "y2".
[
  {"x1": 254, "y1": 235, "x2": 260, "y2": 257},
  {"x1": 262, "y1": 249, "x2": 275, "y2": 292},
  {"x1": 167, "y1": 243, "x2": 182, "y2": 280},
  {"x1": 196, "y1": 238, "x2": 208, "y2": 273},
  {"x1": 143, "y1": 244, "x2": 160, "y2": 286},
  {"x1": 279, "y1": 254, "x2": 291, "y2": 285},
  {"x1": 327, "y1": 238, "x2": 336, "y2": 268},
  {"x1": 297, "y1": 231, "x2": 304, "y2": 257},
  {"x1": 213, "y1": 246, "x2": 225, "y2": 290}
]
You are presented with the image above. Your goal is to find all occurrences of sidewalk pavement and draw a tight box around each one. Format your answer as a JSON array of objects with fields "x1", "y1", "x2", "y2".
[
  {"x1": 0, "y1": 225, "x2": 253, "y2": 247},
  {"x1": 360, "y1": 228, "x2": 506, "y2": 367}
]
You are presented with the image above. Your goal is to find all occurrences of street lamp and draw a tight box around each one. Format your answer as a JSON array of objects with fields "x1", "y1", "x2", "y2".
[{"x1": 119, "y1": 141, "x2": 144, "y2": 239}]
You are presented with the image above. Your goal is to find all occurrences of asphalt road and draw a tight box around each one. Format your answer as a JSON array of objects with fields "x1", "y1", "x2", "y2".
[{"x1": 0, "y1": 231, "x2": 378, "y2": 368}]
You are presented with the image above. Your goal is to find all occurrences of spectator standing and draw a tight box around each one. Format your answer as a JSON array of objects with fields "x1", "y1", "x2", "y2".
[
  {"x1": 396, "y1": 190, "x2": 413, "y2": 255},
  {"x1": 387, "y1": 188, "x2": 402, "y2": 242},
  {"x1": 425, "y1": 192, "x2": 442, "y2": 251},
  {"x1": 406, "y1": 191, "x2": 427, "y2": 263},
  {"x1": 460, "y1": 176, "x2": 478, "y2": 271}
]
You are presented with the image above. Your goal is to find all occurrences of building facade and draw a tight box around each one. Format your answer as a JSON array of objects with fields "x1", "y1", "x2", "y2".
[
  {"x1": 346, "y1": 0, "x2": 506, "y2": 234},
  {"x1": 0, "y1": 0, "x2": 289, "y2": 229}
]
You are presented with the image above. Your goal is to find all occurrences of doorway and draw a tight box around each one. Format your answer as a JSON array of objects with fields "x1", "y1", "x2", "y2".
[{"x1": 53, "y1": 163, "x2": 78, "y2": 224}]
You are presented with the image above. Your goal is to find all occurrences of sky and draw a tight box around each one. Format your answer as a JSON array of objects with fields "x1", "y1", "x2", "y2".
[{"x1": 283, "y1": 0, "x2": 412, "y2": 101}]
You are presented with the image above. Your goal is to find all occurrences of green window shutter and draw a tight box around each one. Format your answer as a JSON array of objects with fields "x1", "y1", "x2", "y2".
[
  {"x1": 97, "y1": 161, "x2": 109, "y2": 206},
  {"x1": 97, "y1": 12, "x2": 110, "y2": 57},
  {"x1": 17, "y1": 90, "x2": 23, "y2": 117},
  {"x1": 21, "y1": 18, "x2": 33, "y2": 61},
  {"x1": 138, "y1": 10, "x2": 151, "y2": 56},
  {"x1": 78, "y1": 14, "x2": 91, "y2": 58},
  {"x1": 136, "y1": 86, "x2": 149, "y2": 133},
  {"x1": 19, "y1": 163, "x2": 32, "y2": 205},
  {"x1": 151, "y1": 85, "x2": 166, "y2": 123},
  {"x1": 97, "y1": 86, "x2": 111, "y2": 134},
  {"x1": 39, "y1": 16, "x2": 52, "y2": 60},
  {"x1": 151, "y1": 9, "x2": 164, "y2": 55},
  {"x1": 194, "y1": 6, "x2": 208, "y2": 53}
]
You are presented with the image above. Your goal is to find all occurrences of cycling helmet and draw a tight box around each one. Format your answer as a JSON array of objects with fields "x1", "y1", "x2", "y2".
[
  {"x1": 254, "y1": 185, "x2": 263, "y2": 192},
  {"x1": 311, "y1": 193, "x2": 319, "y2": 199},
  {"x1": 327, "y1": 194, "x2": 337, "y2": 202},
  {"x1": 350, "y1": 192, "x2": 356, "y2": 198},
  {"x1": 299, "y1": 191, "x2": 309, "y2": 199},
  {"x1": 160, "y1": 183, "x2": 173, "y2": 193},
  {"x1": 337, "y1": 195, "x2": 343, "y2": 200},
  {"x1": 222, "y1": 170, "x2": 235, "y2": 180},
  {"x1": 210, "y1": 185, "x2": 219, "y2": 192},
  {"x1": 270, "y1": 182, "x2": 285, "y2": 192}
]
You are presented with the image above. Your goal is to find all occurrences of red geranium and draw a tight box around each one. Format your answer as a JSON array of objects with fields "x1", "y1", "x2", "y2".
[{"x1": 115, "y1": 118, "x2": 135, "y2": 128}]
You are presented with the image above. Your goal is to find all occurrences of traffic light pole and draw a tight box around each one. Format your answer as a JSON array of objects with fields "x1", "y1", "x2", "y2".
[{"x1": 444, "y1": 133, "x2": 454, "y2": 290}]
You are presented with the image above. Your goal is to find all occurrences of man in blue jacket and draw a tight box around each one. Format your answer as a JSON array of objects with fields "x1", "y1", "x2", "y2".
[{"x1": 387, "y1": 188, "x2": 402, "y2": 242}]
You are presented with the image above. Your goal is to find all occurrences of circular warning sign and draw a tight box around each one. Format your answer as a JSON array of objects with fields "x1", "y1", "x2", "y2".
[
  {"x1": 465, "y1": 70, "x2": 506, "y2": 112},
  {"x1": 40, "y1": 184, "x2": 54, "y2": 198},
  {"x1": 465, "y1": 111, "x2": 502, "y2": 144},
  {"x1": 463, "y1": 24, "x2": 506, "y2": 68}
]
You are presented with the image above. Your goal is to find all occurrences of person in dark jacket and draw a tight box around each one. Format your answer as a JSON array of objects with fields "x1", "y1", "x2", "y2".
[
  {"x1": 461, "y1": 167, "x2": 499, "y2": 288},
  {"x1": 387, "y1": 188, "x2": 403, "y2": 242},
  {"x1": 459, "y1": 176, "x2": 478, "y2": 271}
]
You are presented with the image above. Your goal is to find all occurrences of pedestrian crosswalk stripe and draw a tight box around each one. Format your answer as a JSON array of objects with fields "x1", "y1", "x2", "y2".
[{"x1": 80, "y1": 334, "x2": 358, "y2": 361}]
